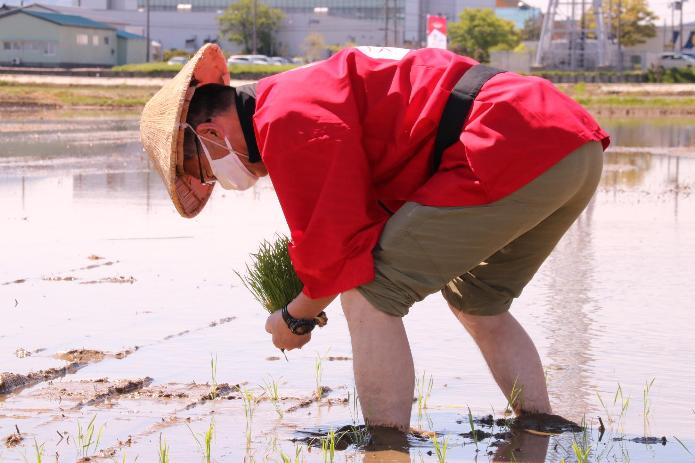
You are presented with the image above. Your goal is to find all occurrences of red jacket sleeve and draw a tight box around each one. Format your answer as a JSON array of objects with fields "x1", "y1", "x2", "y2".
[{"x1": 257, "y1": 74, "x2": 387, "y2": 298}]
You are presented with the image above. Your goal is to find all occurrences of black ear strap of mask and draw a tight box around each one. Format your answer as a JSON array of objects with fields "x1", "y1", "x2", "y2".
[
  {"x1": 234, "y1": 83, "x2": 262, "y2": 163},
  {"x1": 432, "y1": 64, "x2": 505, "y2": 173}
]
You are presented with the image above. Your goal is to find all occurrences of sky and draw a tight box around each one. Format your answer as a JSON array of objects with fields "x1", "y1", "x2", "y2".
[{"x1": 4, "y1": 0, "x2": 695, "y2": 26}]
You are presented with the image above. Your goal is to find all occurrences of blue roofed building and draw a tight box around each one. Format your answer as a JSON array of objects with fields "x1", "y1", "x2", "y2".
[
  {"x1": 494, "y1": 0, "x2": 541, "y2": 29},
  {"x1": 0, "y1": 7, "x2": 146, "y2": 66}
]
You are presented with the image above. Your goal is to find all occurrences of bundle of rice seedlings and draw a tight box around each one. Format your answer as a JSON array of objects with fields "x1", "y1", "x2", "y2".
[{"x1": 236, "y1": 235, "x2": 327, "y2": 326}]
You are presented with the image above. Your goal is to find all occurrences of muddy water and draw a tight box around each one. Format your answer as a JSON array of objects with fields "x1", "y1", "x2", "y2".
[{"x1": 0, "y1": 112, "x2": 694, "y2": 462}]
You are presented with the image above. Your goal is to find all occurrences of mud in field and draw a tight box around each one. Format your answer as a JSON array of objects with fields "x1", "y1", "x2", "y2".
[{"x1": 1, "y1": 115, "x2": 694, "y2": 462}]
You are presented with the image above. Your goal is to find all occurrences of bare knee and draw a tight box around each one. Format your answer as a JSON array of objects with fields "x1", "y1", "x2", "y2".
[
  {"x1": 449, "y1": 304, "x2": 513, "y2": 337},
  {"x1": 342, "y1": 289, "x2": 401, "y2": 326}
]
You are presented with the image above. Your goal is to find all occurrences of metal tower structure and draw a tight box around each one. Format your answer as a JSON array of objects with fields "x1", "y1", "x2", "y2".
[{"x1": 534, "y1": 0, "x2": 611, "y2": 69}]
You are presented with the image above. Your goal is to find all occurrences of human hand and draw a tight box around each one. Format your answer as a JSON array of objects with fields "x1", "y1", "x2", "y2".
[{"x1": 264, "y1": 310, "x2": 311, "y2": 351}]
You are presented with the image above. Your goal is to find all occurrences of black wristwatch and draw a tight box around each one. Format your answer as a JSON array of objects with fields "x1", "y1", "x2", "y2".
[{"x1": 281, "y1": 306, "x2": 328, "y2": 335}]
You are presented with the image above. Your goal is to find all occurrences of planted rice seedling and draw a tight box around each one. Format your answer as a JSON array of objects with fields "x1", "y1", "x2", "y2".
[
  {"x1": 430, "y1": 433, "x2": 448, "y2": 463},
  {"x1": 187, "y1": 417, "x2": 215, "y2": 462},
  {"x1": 241, "y1": 386, "x2": 257, "y2": 447},
  {"x1": 315, "y1": 354, "x2": 323, "y2": 400},
  {"x1": 504, "y1": 378, "x2": 523, "y2": 416},
  {"x1": 263, "y1": 376, "x2": 283, "y2": 418},
  {"x1": 210, "y1": 354, "x2": 218, "y2": 400},
  {"x1": 614, "y1": 383, "x2": 631, "y2": 420},
  {"x1": 596, "y1": 390, "x2": 614, "y2": 426},
  {"x1": 415, "y1": 371, "x2": 433, "y2": 417},
  {"x1": 643, "y1": 378, "x2": 655, "y2": 436},
  {"x1": 278, "y1": 444, "x2": 303, "y2": 463},
  {"x1": 158, "y1": 434, "x2": 170, "y2": 463},
  {"x1": 467, "y1": 406, "x2": 479, "y2": 451},
  {"x1": 319, "y1": 428, "x2": 337, "y2": 463},
  {"x1": 348, "y1": 386, "x2": 360, "y2": 424},
  {"x1": 75, "y1": 415, "x2": 104, "y2": 458},
  {"x1": 30, "y1": 438, "x2": 44, "y2": 463},
  {"x1": 572, "y1": 439, "x2": 591, "y2": 463}
]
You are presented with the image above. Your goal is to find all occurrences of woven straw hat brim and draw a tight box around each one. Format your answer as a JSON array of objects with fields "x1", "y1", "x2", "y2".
[{"x1": 140, "y1": 43, "x2": 230, "y2": 218}]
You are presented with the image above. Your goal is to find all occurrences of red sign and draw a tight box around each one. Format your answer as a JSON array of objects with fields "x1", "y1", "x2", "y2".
[
  {"x1": 427, "y1": 15, "x2": 447, "y2": 49},
  {"x1": 427, "y1": 15, "x2": 447, "y2": 35}
]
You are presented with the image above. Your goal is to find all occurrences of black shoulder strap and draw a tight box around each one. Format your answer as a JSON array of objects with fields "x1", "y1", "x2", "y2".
[{"x1": 432, "y1": 64, "x2": 505, "y2": 173}]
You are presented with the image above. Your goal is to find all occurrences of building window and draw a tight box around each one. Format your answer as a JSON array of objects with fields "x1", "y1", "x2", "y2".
[
  {"x1": 92, "y1": 35, "x2": 99, "y2": 46},
  {"x1": 76, "y1": 34, "x2": 89, "y2": 45},
  {"x1": 44, "y1": 41, "x2": 57, "y2": 56},
  {"x1": 104, "y1": 36, "x2": 110, "y2": 45},
  {"x1": 2, "y1": 41, "x2": 11, "y2": 50}
]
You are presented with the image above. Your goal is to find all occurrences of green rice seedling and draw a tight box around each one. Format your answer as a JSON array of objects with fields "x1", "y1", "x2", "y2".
[
  {"x1": 28, "y1": 438, "x2": 44, "y2": 463},
  {"x1": 319, "y1": 429, "x2": 338, "y2": 463},
  {"x1": 596, "y1": 390, "x2": 614, "y2": 426},
  {"x1": 315, "y1": 354, "x2": 323, "y2": 400},
  {"x1": 235, "y1": 235, "x2": 304, "y2": 314},
  {"x1": 187, "y1": 418, "x2": 215, "y2": 462},
  {"x1": 572, "y1": 439, "x2": 590, "y2": 463},
  {"x1": 158, "y1": 433, "x2": 170, "y2": 463},
  {"x1": 263, "y1": 376, "x2": 283, "y2": 418},
  {"x1": 504, "y1": 378, "x2": 523, "y2": 416},
  {"x1": 347, "y1": 387, "x2": 361, "y2": 424},
  {"x1": 673, "y1": 436, "x2": 694, "y2": 457},
  {"x1": 643, "y1": 378, "x2": 655, "y2": 436},
  {"x1": 614, "y1": 383, "x2": 631, "y2": 416},
  {"x1": 467, "y1": 406, "x2": 479, "y2": 451},
  {"x1": 241, "y1": 386, "x2": 257, "y2": 447},
  {"x1": 349, "y1": 426, "x2": 371, "y2": 448},
  {"x1": 430, "y1": 433, "x2": 448, "y2": 463},
  {"x1": 278, "y1": 444, "x2": 303, "y2": 463},
  {"x1": 210, "y1": 354, "x2": 218, "y2": 400},
  {"x1": 415, "y1": 371, "x2": 433, "y2": 417},
  {"x1": 75, "y1": 415, "x2": 104, "y2": 457}
]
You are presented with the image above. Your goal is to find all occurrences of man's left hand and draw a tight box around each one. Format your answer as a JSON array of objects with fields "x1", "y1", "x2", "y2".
[{"x1": 265, "y1": 310, "x2": 311, "y2": 351}]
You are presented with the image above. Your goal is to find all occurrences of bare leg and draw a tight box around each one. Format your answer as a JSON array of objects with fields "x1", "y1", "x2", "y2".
[
  {"x1": 341, "y1": 289, "x2": 414, "y2": 431},
  {"x1": 450, "y1": 307, "x2": 551, "y2": 415}
]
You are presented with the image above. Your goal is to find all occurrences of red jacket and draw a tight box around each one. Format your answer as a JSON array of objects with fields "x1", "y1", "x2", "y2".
[{"x1": 254, "y1": 47, "x2": 610, "y2": 298}]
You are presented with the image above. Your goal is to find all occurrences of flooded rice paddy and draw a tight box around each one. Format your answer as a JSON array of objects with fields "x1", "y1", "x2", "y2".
[{"x1": 0, "y1": 110, "x2": 694, "y2": 462}]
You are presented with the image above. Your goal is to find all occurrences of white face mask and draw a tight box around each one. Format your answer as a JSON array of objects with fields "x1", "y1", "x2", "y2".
[{"x1": 184, "y1": 123, "x2": 258, "y2": 191}]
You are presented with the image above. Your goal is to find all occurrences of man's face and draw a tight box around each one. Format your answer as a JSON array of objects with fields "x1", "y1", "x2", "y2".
[{"x1": 182, "y1": 111, "x2": 267, "y2": 183}]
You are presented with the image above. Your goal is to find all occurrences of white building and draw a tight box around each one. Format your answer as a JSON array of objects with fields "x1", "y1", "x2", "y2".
[{"x1": 39, "y1": 0, "x2": 495, "y2": 56}]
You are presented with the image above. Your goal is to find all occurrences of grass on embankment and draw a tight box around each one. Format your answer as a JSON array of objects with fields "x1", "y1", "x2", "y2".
[
  {"x1": 2, "y1": 80, "x2": 695, "y2": 114},
  {"x1": 112, "y1": 62, "x2": 297, "y2": 77},
  {"x1": 0, "y1": 81, "x2": 156, "y2": 108}
]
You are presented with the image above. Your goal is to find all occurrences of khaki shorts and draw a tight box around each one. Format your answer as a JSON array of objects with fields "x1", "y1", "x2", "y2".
[{"x1": 357, "y1": 141, "x2": 604, "y2": 317}]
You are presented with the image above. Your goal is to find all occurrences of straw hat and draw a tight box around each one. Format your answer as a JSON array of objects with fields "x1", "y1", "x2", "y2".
[{"x1": 140, "y1": 43, "x2": 230, "y2": 218}]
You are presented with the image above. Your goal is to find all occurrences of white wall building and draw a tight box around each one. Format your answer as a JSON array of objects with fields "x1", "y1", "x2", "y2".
[{"x1": 42, "y1": 0, "x2": 494, "y2": 56}]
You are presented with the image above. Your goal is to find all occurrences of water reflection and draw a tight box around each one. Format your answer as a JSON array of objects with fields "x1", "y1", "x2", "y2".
[
  {"x1": 599, "y1": 117, "x2": 695, "y2": 148},
  {"x1": 1, "y1": 117, "x2": 695, "y2": 462},
  {"x1": 542, "y1": 197, "x2": 598, "y2": 422}
]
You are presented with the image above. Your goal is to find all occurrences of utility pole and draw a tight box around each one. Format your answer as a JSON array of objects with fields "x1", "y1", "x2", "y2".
[
  {"x1": 671, "y1": 1, "x2": 676, "y2": 50},
  {"x1": 678, "y1": 0, "x2": 684, "y2": 51},
  {"x1": 145, "y1": 0, "x2": 150, "y2": 62},
  {"x1": 252, "y1": 0, "x2": 257, "y2": 54},
  {"x1": 617, "y1": 0, "x2": 622, "y2": 72},
  {"x1": 384, "y1": 0, "x2": 389, "y2": 46}
]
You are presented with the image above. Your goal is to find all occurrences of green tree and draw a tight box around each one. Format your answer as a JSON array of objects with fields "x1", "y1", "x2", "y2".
[
  {"x1": 218, "y1": 0, "x2": 285, "y2": 55},
  {"x1": 303, "y1": 32, "x2": 327, "y2": 62},
  {"x1": 585, "y1": 0, "x2": 657, "y2": 46},
  {"x1": 449, "y1": 9, "x2": 520, "y2": 62},
  {"x1": 520, "y1": 14, "x2": 542, "y2": 41}
]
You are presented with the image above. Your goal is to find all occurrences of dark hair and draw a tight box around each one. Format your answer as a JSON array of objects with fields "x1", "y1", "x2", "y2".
[{"x1": 183, "y1": 83, "x2": 235, "y2": 159}]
